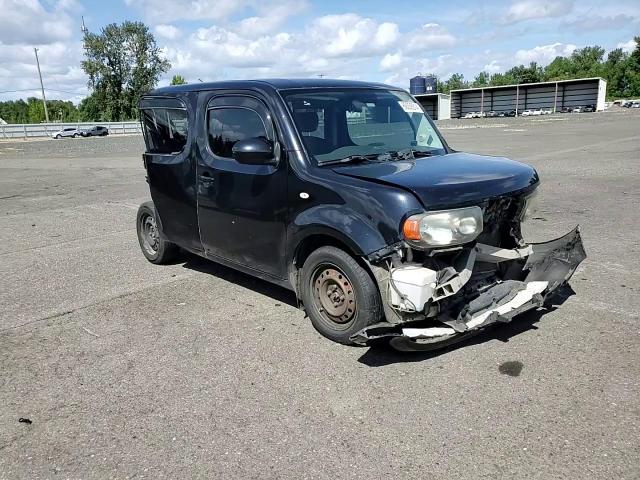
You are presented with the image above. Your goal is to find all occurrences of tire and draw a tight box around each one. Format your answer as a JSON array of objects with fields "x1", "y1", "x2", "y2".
[
  {"x1": 300, "y1": 246, "x2": 382, "y2": 345},
  {"x1": 136, "y1": 201, "x2": 179, "y2": 264},
  {"x1": 55, "y1": 134, "x2": 61, "y2": 139},
  {"x1": 73, "y1": 133, "x2": 79, "y2": 138}
]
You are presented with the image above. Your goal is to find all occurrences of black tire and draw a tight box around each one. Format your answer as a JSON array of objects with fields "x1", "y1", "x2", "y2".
[
  {"x1": 73, "y1": 133, "x2": 79, "y2": 138},
  {"x1": 55, "y1": 134, "x2": 61, "y2": 139},
  {"x1": 136, "y1": 201, "x2": 179, "y2": 264},
  {"x1": 300, "y1": 246, "x2": 382, "y2": 345}
]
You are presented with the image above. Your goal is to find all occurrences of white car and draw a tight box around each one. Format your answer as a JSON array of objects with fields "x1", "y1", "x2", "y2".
[
  {"x1": 541, "y1": 108, "x2": 552, "y2": 115},
  {"x1": 52, "y1": 127, "x2": 81, "y2": 139},
  {"x1": 521, "y1": 110, "x2": 533, "y2": 116},
  {"x1": 572, "y1": 107, "x2": 582, "y2": 113},
  {"x1": 531, "y1": 109, "x2": 543, "y2": 116},
  {"x1": 463, "y1": 112, "x2": 476, "y2": 119}
]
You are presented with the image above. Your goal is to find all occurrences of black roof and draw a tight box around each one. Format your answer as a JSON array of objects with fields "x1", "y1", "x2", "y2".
[{"x1": 149, "y1": 78, "x2": 399, "y2": 96}]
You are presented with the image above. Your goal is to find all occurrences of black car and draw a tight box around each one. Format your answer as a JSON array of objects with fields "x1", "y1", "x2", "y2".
[
  {"x1": 583, "y1": 105, "x2": 595, "y2": 113},
  {"x1": 81, "y1": 126, "x2": 109, "y2": 137},
  {"x1": 136, "y1": 79, "x2": 585, "y2": 351}
]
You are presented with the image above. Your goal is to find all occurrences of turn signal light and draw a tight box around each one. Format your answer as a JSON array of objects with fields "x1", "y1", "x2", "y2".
[{"x1": 402, "y1": 217, "x2": 422, "y2": 240}]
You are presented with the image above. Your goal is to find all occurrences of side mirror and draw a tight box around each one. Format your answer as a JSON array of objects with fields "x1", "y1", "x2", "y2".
[{"x1": 232, "y1": 138, "x2": 275, "y2": 165}]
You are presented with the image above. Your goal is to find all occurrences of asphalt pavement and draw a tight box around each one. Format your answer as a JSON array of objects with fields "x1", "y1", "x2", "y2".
[{"x1": 1, "y1": 109, "x2": 639, "y2": 479}]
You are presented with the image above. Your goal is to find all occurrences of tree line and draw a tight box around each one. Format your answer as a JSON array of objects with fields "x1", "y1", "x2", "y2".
[{"x1": 437, "y1": 37, "x2": 640, "y2": 98}]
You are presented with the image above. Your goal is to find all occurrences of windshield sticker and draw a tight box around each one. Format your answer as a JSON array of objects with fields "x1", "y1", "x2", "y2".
[{"x1": 398, "y1": 101, "x2": 423, "y2": 113}]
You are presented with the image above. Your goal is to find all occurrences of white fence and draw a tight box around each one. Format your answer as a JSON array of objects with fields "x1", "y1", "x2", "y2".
[{"x1": 0, "y1": 121, "x2": 142, "y2": 139}]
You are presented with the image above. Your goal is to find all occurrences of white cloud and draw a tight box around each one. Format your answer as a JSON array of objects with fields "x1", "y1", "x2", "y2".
[
  {"x1": 380, "y1": 52, "x2": 404, "y2": 71},
  {"x1": 0, "y1": 0, "x2": 75, "y2": 45},
  {"x1": 124, "y1": 0, "x2": 246, "y2": 22},
  {"x1": 154, "y1": 25, "x2": 181, "y2": 40},
  {"x1": 406, "y1": 23, "x2": 457, "y2": 51},
  {"x1": 617, "y1": 39, "x2": 636, "y2": 53},
  {"x1": 514, "y1": 42, "x2": 577, "y2": 65},
  {"x1": 504, "y1": 0, "x2": 573, "y2": 24},
  {"x1": 483, "y1": 60, "x2": 502, "y2": 73}
]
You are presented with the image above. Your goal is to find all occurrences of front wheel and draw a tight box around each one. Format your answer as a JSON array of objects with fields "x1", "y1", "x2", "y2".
[
  {"x1": 136, "y1": 201, "x2": 179, "y2": 264},
  {"x1": 55, "y1": 134, "x2": 61, "y2": 139},
  {"x1": 73, "y1": 133, "x2": 79, "y2": 138},
  {"x1": 300, "y1": 246, "x2": 382, "y2": 345}
]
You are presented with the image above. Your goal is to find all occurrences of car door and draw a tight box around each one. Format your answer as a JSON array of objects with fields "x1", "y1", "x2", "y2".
[{"x1": 196, "y1": 92, "x2": 288, "y2": 279}]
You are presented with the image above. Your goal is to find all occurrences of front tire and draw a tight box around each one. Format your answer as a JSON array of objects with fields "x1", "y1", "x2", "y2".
[
  {"x1": 55, "y1": 134, "x2": 61, "y2": 139},
  {"x1": 73, "y1": 133, "x2": 79, "y2": 138},
  {"x1": 136, "y1": 201, "x2": 179, "y2": 264},
  {"x1": 300, "y1": 246, "x2": 382, "y2": 345}
]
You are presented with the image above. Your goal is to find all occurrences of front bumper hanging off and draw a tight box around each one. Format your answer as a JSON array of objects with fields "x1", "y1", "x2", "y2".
[{"x1": 351, "y1": 226, "x2": 586, "y2": 351}]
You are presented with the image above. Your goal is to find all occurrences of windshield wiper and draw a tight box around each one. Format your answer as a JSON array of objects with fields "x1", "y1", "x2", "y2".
[
  {"x1": 391, "y1": 148, "x2": 435, "y2": 160},
  {"x1": 318, "y1": 154, "x2": 381, "y2": 166}
]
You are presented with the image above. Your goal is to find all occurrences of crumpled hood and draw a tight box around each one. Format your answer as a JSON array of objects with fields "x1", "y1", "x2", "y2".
[{"x1": 332, "y1": 152, "x2": 538, "y2": 208}]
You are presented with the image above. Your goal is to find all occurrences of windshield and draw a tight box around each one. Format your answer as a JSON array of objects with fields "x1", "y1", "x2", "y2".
[{"x1": 281, "y1": 88, "x2": 446, "y2": 164}]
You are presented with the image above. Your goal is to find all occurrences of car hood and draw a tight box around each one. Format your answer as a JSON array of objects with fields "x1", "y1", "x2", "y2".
[{"x1": 332, "y1": 152, "x2": 538, "y2": 209}]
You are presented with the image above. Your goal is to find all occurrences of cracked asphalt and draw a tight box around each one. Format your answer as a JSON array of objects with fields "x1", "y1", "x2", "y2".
[{"x1": 1, "y1": 109, "x2": 639, "y2": 479}]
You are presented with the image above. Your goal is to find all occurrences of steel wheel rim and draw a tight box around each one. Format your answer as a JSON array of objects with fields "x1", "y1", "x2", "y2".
[
  {"x1": 140, "y1": 213, "x2": 159, "y2": 256},
  {"x1": 311, "y1": 264, "x2": 357, "y2": 329}
]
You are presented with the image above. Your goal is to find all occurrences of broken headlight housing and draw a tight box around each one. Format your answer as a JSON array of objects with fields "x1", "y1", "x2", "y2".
[{"x1": 403, "y1": 206, "x2": 483, "y2": 248}]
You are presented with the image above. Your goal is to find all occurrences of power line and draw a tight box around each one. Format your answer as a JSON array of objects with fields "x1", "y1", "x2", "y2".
[{"x1": 34, "y1": 48, "x2": 50, "y2": 122}]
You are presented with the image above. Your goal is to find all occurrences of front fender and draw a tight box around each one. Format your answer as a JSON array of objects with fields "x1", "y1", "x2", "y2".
[{"x1": 288, "y1": 205, "x2": 389, "y2": 259}]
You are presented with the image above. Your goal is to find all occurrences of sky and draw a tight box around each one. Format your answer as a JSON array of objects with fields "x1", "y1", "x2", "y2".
[{"x1": 0, "y1": 0, "x2": 638, "y2": 103}]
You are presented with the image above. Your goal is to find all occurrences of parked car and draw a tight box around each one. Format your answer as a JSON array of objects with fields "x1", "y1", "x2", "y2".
[
  {"x1": 583, "y1": 105, "x2": 595, "y2": 113},
  {"x1": 521, "y1": 109, "x2": 534, "y2": 116},
  {"x1": 463, "y1": 112, "x2": 476, "y2": 119},
  {"x1": 505, "y1": 110, "x2": 517, "y2": 117},
  {"x1": 631, "y1": 102, "x2": 640, "y2": 108},
  {"x1": 541, "y1": 108, "x2": 553, "y2": 115},
  {"x1": 486, "y1": 111, "x2": 498, "y2": 117},
  {"x1": 560, "y1": 106, "x2": 573, "y2": 113},
  {"x1": 531, "y1": 109, "x2": 543, "y2": 116},
  {"x1": 136, "y1": 79, "x2": 585, "y2": 352},
  {"x1": 622, "y1": 101, "x2": 633, "y2": 108},
  {"x1": 572, "y1": 106, "x2": 583, "y2": 113},
  {"x1": 81, "y1": 126, "x2": 109, "y2": 137},
  {"x1": 51, "y1": 127, "x2": 81, "y2": 139}
]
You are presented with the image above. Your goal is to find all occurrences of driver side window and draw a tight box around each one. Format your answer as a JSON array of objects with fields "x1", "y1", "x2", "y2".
[{"x1": 207, "y1": 108, "x2": 267, "y2": 158}]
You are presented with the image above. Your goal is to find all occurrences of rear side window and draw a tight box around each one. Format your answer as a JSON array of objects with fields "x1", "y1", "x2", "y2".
[
  {"x1": 141, "y1": 108, "x2": 188, "y2": 154},
  {"x1": 207, "y1": 107, "x2": 268, "y2": 158}
]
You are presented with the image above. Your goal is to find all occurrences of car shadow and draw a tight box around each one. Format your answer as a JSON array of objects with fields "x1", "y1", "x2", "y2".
[
  {"x1": 357, "y1": 284, "x2": 576, "y2": 367},
  {"x1": 180, "y1": 252, "x2": 298, "y2": 308}
]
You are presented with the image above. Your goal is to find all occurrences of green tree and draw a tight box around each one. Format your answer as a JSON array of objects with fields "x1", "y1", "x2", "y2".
[
  {"x1": 81, "y1": 21, "x2": 170, "y2": 121},
  {"x1": 472, "y1": 71, "x2": 490, "y2": 87},
  {"x1": 439, "y1": 73, "x2": 468, "y2": 93},
  {"x1": 170, "y1": 74, "x2": 187, "y2": 85}
]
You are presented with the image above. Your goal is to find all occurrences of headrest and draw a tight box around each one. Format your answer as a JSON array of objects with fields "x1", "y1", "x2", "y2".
[{"x1": 294, "y1": 111, "x2": 319, "y2": 133}]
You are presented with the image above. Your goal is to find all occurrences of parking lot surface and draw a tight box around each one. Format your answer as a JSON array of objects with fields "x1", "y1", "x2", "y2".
[{"x1": 1, "y1": 109, "x2": 639, "y2": 479}]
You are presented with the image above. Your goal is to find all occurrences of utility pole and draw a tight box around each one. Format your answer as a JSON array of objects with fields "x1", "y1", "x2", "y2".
[{"x1": 34, "y1": 48, "x2": 49, "y2": 123}]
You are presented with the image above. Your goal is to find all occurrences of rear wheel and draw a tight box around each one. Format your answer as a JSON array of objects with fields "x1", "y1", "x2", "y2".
[
  {"x1": 136, "y1": 201, "x2": 179, "y2": 264},
  {"x1": 300, "y1": 246, "x2": 382, "y2": 345}
]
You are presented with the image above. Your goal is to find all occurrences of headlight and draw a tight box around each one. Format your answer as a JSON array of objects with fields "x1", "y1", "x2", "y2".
[{"x1": 403, "y1": 206, "x2": 483, "y2": 247}]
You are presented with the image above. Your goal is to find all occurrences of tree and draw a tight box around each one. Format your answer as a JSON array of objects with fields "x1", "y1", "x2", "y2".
[
  {"x1": 438, "y1": 73, "x2": 468, "y2": 93},
  {"x1": 472, "y1": 71, "x2": 490, "y2": 87},
  {"x1": 170, "y1": 75, "x2": 187, "y2": 85},
  {"x1": 81, "y1": 21, "x2": 170, "y2": 121}
]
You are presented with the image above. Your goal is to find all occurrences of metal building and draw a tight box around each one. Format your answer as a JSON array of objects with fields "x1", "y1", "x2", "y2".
[
  {"x1": 450, "y1": 77, "x2": 607, "y2": 118},
  {"x1": 413, "y1": 93, "x2": 451, "y2": 120}
]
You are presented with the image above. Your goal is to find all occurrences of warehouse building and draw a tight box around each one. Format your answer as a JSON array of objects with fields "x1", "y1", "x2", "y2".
[
  {"x1": 413, "y1": 93, "x2": 451, "y2": 120},
  {"x1": 449, "y1": 77, "x2": 607, "y2": 118}
]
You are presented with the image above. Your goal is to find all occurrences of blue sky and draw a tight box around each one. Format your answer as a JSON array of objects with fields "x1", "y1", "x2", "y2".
[{"x1": 0, "y1": 0, "x2": 638, "y2": 102}]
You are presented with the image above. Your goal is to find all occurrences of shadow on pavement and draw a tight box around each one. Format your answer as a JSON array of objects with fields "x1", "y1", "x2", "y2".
[{"x1": 180, "y1": 252, "x2": 298, "y2": 308}]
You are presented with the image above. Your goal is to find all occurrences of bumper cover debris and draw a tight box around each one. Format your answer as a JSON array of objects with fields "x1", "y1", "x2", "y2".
[{"x1": 351, "y1": 227, "x2": 586, "y2": 350}]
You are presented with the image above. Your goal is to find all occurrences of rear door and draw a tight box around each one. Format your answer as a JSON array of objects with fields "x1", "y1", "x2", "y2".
[
  {"x1": 139, "y1": 96, "x2": 201, "y2": 252},
  {"x1": 195, "y1": 92, "x2": 288, "y2": 279}
]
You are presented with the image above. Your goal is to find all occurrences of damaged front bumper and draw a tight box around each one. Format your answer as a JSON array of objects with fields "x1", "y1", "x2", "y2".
[{"x1": 351, "y1": 226, "x2": 586, "y2": 351}]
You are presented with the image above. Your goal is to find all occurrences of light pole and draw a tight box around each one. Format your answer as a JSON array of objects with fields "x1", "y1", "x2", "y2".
[{"x1": 34, "y1": 48, "x2": 50, "y2": 123}]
